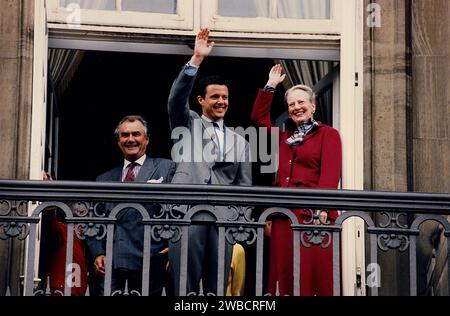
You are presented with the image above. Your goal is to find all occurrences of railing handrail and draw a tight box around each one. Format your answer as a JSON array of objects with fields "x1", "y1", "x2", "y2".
[{"x1": 1, "y1": 179, "x2": 449, "y2": 213}]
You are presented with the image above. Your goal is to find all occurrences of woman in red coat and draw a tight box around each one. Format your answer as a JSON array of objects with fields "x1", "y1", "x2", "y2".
[
  {"x1": 41, "y1": 172, "x2": 88, "y2": 296},
  {"x1": 41, "y1": 210, "x2": 88, "y2": 296},
  {"x1": 251, "y1": 65, "x2": 342, "y2": 296}
]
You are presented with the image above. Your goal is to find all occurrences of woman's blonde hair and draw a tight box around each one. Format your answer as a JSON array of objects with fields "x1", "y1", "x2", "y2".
[{"x1": 284, "y1": 84, "x2": 316, "y2": 105}]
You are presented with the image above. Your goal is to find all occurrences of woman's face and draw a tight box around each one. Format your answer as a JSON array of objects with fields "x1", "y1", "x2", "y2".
[{"x1": 287, "y1": 89, "x2": 316, "y2": 126}]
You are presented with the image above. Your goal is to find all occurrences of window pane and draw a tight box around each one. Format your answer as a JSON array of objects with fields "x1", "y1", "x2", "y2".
[
  {"x1": 278, "y1": 0, "x2": 331, "y2": 19},
  {"x1": 122, "y1": 0, "x2": 177, "y2": 14},
  {"x1": 218, "y1": 0, "x2": 269, "y2": 18},
  {"x1": 60, "y1": 0, "x2": 116, "y2": 10}
]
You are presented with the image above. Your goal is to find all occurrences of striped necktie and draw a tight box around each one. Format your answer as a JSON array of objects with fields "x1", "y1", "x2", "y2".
[{"x1": 123, "y1": 162, "x2": 137, "y2": 182}]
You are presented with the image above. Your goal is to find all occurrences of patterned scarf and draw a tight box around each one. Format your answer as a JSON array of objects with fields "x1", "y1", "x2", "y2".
[{"x1": 285, "y1": 118, "x2": 319, "y2": 146}]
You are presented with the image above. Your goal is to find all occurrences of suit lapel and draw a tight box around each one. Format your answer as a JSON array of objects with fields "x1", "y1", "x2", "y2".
[
  {"x1": 203, "y1": 122, "x2": 239, "y2": 163},
  {"x1": 202, "y1": 119, "x2": 219, "y2": 148},
  {"x1": 112, "y1": 167, "x2": 123, "y2": 182},
  {"x1": 224, "y1": 126, "x2": 235, "y2": 158},
  {"x1": 135, "y1": 157, "x2": 157, "y2": 182}
]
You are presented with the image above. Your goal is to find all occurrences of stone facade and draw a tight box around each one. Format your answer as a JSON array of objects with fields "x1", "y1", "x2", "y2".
[
  {"x1": 364, "y1": 0, "x2": 410, "y2": 295},
  {"x1": 0, "y1": 0, "x2": 34, "y2": 296},
  {"x1": 411, "y1": 0, "x2": 450, "y2": 296},
  {"x1": 364, "y1": 0, "x2": 450, "y2": 295}
]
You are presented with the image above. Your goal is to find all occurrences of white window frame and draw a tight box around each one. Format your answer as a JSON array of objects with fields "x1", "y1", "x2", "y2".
[
  {"x1": 46, "y1": 0, "x2": 194, "y2": 31},
  {"x1": 201, "y1": 0, "x2": 342, "y2": 35},
  {"x1": 26, "y1": 0, "x2": 50, "y2": 296},
  {"x1": 339, "y1": 0, "x2": 365, "y2": 296}
]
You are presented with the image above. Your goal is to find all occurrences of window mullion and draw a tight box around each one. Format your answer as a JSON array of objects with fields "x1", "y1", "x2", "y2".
[
  {"x1": 116, "y1": 0, "x2": 122, "y2": 11},
  {"x1": 270, "y1": 0, "x2": 277, "y2": 18}
]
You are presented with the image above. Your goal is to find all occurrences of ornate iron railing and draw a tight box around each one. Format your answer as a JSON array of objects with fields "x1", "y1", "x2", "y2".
[{"x1": 0, "y1": 179, "x2": 449, "y2": 296}]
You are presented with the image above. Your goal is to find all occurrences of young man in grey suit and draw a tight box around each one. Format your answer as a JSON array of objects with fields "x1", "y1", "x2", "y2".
[
  {"x1": 167, "y1": 28, "x2": 252, "y2": 295},
  {"x1": 86, "y1": 115, "x2": 176, "y2": 296}
]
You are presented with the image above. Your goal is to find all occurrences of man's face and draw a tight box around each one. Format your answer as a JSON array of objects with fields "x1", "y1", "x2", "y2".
[
  {"x1": 117, "y1": 120, "x2": 149, "y2": 161},
  {"x1": 198, "y1": 84, "x2": 229, "y2": 121}
]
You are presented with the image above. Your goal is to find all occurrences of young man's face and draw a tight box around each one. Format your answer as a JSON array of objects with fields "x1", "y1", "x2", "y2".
[
  {"x1": 198, "y1": 84, "x2": 229, "y2": 121},
  {"x1": 117, "y1": 120, "x2": 149, "y2": 161}
]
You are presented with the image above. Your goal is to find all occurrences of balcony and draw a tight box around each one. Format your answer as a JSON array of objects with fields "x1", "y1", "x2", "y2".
[{"x1": 0, "y1": 179, "x2": 449, "y2": 296}]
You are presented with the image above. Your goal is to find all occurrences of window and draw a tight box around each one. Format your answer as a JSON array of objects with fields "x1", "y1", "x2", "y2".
[
  {"x1": 47, "y1": 0, "x2": 193, "y2": 30},
  {"x1": 203, "y1": 0, "x2": 341, "y2": 34},
  {"x1": 60, "y1": 0, "x2": 116, "y2": 10},
  {"x1": 59, "y1": 0, "x2": 178, "y2": 13},
  {"x1": 218, "y1": 0, "x2": 331, "y2": 19},
  {"x1": 48, "y1": 0, "x2": 342, "y2": 36}
]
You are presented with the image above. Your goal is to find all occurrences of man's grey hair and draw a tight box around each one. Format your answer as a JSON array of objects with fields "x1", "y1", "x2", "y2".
[
  {"x1": 114, "y1": 115, "x2": 149, "y2": 138},
  {"x1": 284, "y1": 84, "x2": 316, "y2": 105}
]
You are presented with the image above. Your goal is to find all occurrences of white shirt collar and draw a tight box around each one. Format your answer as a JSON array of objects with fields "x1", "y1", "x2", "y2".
[
  {"x1": 201, "y1": 115, "x2": 224, "y2": 131},
  {"x1": 123, "y1": 154, "x2": 146, "y2": 169}
]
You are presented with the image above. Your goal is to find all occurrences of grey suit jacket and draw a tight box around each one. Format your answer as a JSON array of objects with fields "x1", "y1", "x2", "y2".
[
  {"x1": 86, "y1": 157, "x2": 176, "y2": 271},
  {"x1": 168, "y1": 68, "x2": 252, "y2": 191}
]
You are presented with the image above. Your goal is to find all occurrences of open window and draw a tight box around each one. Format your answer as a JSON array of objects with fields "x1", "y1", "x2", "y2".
[
  {"x1": 31, "y1": 0, "x2": 365, "y2": 296},
  {"x1": 41, "y1": 47, "x2": 340, "y2": 183}
]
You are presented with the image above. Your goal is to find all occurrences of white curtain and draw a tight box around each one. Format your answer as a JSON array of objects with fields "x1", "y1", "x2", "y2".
[
  {"x1": 48, "y1": 49, "x2": 85, "y2": 98},
  {"x1": 275, "y1": 59, "x2": 337, "y2": 127},
  {"x1": 60, "y1": 0, "x2": 115, "y2": 10},
  {"x1": 278, "y1": 0, "x2": 330, "y2": 19},
  {"x1": 279, "y1": 60, "x2": 335, "y2": 89},
  {"x1": 218, "y1": 0, "x2": 269, "y2": 17},
  {"x1": 122, "y1": 0, "x2": 177, "y2": 13},
  {"x1": 217, "y1": 0, "x2": 330, "y2": 19}
]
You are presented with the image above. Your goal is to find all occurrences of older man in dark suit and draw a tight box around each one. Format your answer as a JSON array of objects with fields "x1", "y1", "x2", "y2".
[
  {"x1": 167, "y1": 28, "x2": 252, "y2": 296},
  {"x1": 86, "y1": 115, "x2": 176, "y2": 296}
]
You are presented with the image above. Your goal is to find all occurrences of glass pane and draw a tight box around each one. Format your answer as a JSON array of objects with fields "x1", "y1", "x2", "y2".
[
  {"x1": 122, "y1": 0, "x2": 177, "y2": 14},
  {"x1": 278, "y1": 0, "x2": 331, "y2": 19},
  {"x1": 218, "y1": 0, "x2": 269, "y2": 18},
  {"x1": 60, "y1": 0, "x2": 116, "y2": 10}
]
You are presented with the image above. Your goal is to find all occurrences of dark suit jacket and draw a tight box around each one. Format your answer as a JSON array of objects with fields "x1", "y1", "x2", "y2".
[
  {"x1": 168, "y1": 68, "x2": 252, "y2": 189},
  {"x1": 86, "y1": 157, "x2": 176, "y2": 271}
]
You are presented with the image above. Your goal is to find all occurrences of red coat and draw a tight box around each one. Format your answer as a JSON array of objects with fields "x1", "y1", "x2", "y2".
[
  {"x1": 251, "y1": 89, "x2": 342, "y2": 295},
  {"x1": 43, "y1": 216, "x2": 88, "y2": 296}
]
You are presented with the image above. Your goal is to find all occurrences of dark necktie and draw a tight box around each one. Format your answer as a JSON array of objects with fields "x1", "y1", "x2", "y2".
[
  {"x1": 212, "y1": 122, "x2": 224, "y2": 161},
  {"x1": 123, "y1": 162, "x2": 137, "y2": 182}
]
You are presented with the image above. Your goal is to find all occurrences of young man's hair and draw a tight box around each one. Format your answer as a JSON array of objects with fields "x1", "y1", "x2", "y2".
[{"x1": 196, "y1": 75, "x2": 230, "y2": 98}]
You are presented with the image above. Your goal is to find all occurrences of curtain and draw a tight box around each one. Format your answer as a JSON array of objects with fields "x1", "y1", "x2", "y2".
[
  {"x1": 60, "y1": 0, "x2": 115, "y2": 10},
  {"x1": 48, "y1": 49, "x2": 85, "y2": 99},
  {"x1": 218, "y1": 0, "x2": 269, "y2": 17},
  {"x1": 122, "y1": 0, "x2": 177, "y2": 14},
  {"x1": 218, "y1": 0, "x2": 330, "y2": 19},
  {"x1": 278, "y1": 0, "x2": 330, "y2": 19},
  {"x1": 46, "y1": 49, "x2": 84, "y2": 179},
  {"x1": 275, "y1": 59, "x2": 337, "y2": 128},
  {"x1": 280, "y1": 60, "x2": 335, "y2": 89}
]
